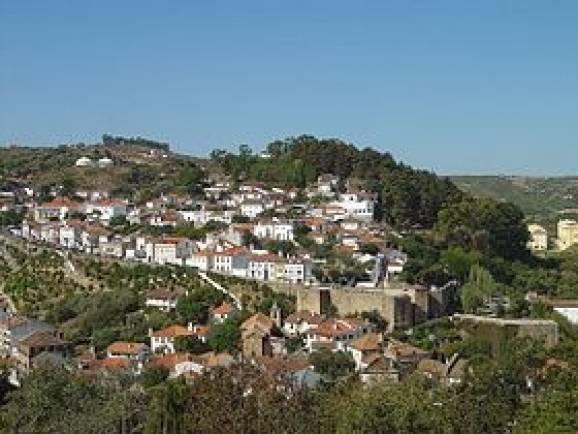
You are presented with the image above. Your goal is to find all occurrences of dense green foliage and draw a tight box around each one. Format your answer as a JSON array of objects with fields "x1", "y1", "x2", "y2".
[
  {"x1": 0, "y1": 210, "x2": 23, "y2": 226},
  {"x1": 102, "y1": 134, "x2": 170, "y2": 152},
  {"x1": 211, "y1": 136, "x2": 463, "y2": 228},
  {"x1": 5, "y1": 319, "x2": 578, "y2": 434},
  {"x1": 207, "y1": 313, "x2": 250, "y2": 353},
  {"x1": 310, "y1": 348, "x2": 356, "y2": 382}
]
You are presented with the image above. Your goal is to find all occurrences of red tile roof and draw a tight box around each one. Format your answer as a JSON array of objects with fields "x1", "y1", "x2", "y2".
[
  {"x1": 106, "y1": 342, "x2": 147, "y2": 355},
  {"x1": 212, "y1": 302, "x2": 235, "y2": 316},
  {"x1": 311, "y1": 319, "x2": 359, "y2": 338},
  {"x1": 95, "y1": 357, "x2": 131, "y2": 370},
  {"x1": 150, "y1": 352, "x2": 203, "y2": 370},
  {"x1": 151, "y1": 324, "x2": 193, "y2": 338}
]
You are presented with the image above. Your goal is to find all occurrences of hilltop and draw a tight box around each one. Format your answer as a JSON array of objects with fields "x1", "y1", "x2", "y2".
[{"x1": 0, "y1": 135, "x2": 204, "y2": 202}]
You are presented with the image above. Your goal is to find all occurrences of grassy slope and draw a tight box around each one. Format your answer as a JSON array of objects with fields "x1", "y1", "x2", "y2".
[
  {"x1": 451, "y1": 176, "x2": 578, "y2": 222},
  {"x1": 0, "y1": 144, "x2": 200, "y2": 198}
]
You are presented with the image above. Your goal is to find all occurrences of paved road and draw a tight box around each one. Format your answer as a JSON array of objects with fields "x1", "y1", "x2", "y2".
[{"x1": 198, "y1": 271, "x2": 243, "y2": 310}]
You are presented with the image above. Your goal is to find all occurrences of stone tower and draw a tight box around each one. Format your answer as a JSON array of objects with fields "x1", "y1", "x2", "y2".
[{"x1": 270, "y1": 301, "x2": 282, "y2": 328}]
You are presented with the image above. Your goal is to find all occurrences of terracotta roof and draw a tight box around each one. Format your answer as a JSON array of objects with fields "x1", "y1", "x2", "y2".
[
  {"x1": 311, "y1": 319, "x2": 359, "y2": 338},
  {"x1": 212, "y1": 302, "x2": 235, "y2": 316},
  {"x1": 301, "y1": 217, "x2": 325, "y2": 227},
  {"x1": 364, "y1": 355, "x2": 396, "y2": 372},
  {"x1": 92, "y1": 199, "x2": 125, "y2": 207},
  {"x1": 250, "y1": 253, "x2": 287, "y2": 263},
  {"x1": 106, "y1": 342, "x2": 147, "y2": 355},
  {"x1": 386, "y1": 339, "x2": 430, "y2": 360},
  {"x1": 285, "y1": 311, "x2": 326, "y2": 325},
  {"x1": 40, "y1": 197, "x2": 82, "y2": 209},
  {"x1": 95, "y1": 357, "x2": 131, "y2": 370},
  {"x1": 151, "y1": 324, "x2": 193, "y2": 338},
  {"x1": 259, "y1": 355, "x2": 311, "y2": 375},
  {"x1": 194, "y1": 250, "x2": 216, "y2": 257},
  {"x1": 241, "y1": 313, "x2": 275, "y2": 334},
  {"x1": 192, "y1": 325, "x2": 209, "y2": 338},
  {"x1": 199, "y1": 351, "x2": 235, "y2": 368},
  {"x1": 417, "y1": 359, "x2": 446, "y2": 377},
  {"x1": 150, "y1": 352, "x2": 204, "y2": 370},
  {"x1": 350, "y1": 333, "x2": 382, "y2": 352},
  {"x1": 219, "y1": 246, "x2": 250, "y2": 256}
]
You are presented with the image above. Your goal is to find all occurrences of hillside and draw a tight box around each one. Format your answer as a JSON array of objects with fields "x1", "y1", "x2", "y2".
[
  {"x1": 451, "y1": 175, "x2": 578, "y2": 222},
  {"x1": 0, "y1": 135, "x2": 204, "y2": 202}
]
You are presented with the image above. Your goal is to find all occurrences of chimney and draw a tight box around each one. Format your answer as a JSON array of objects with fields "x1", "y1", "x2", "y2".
[
  {"x1": 188, "y1": 322, "x2": 193, "y2": 332},
  {"x1": 148, "y1": 327, "x2": 153, "y2": 338}
]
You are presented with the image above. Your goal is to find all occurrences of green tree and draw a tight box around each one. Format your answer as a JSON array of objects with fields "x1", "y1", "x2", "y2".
[
  {"x1": 460, "y1": 265, "x2": 497, "y2": 313},
  {"x1": 207, "y1": 315, "x2": 243, "y2": 353},
  {"x1": 140, "y1": 365, "x2": 169, "y2": 388},
  {"x1": 310, "y1": 348, "x2": 355, "y2": 382},
  {"x1": 174, "y1": 335, "x2": 210, "y2": 354}
]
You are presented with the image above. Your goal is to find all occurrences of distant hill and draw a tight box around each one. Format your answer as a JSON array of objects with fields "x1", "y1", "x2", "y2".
[
  {"x1": 0, "y1": 136, "x2": 205, "y2": 201},
  {"x1": 451, "y1": 175, "x2": 578, "y2": 221}
]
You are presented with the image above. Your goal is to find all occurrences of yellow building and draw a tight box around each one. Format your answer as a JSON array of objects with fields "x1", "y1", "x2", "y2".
[
  {"x1": 557, "y1": 219, "x2": 578, "y2": 250},
  {"x1": 527, "y1": 224, "x2": 548, "y2": 251}
]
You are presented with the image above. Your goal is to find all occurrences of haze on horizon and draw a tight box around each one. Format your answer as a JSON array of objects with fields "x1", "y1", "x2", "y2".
[{"x1": 1, "y1": 1, "x2": 577, "y2": 176}]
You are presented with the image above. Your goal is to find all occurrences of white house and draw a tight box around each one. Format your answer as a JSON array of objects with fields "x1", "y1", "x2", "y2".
[
  {"x1": 347, "y1": 333, "x2": 383, "y2": 371},
  {"x1": 150, "y1": 353, "x2": 206, "y2": 379},
  {"x1": 39, "y1": 223, "x2": 60, "y2": 244},
  {"x1": 527, "y1": 224, "x2": 548, "y2": 251},
  {"x1": 75, "y1": 157, "x2": 93, "y2": 167},
  {"x1": 253, "y1": 221, "x2": 294, "y2": 241},
  {"x1": 247, "y1": 253, "x2": 286, "y2": 281},
  {"x1": 58, "y1": 224, "x2": 82, "y2": 249},
  {"x1": 106, "y1": 342, "x2": 149, "y2": 361},
  {"x1": 99, "y1": 238, "x2": 125, "y2": 258},
  {"x1": 283, "y1": 311, "x2": 326, "y2": 337},
  {"x1": 304, "y1": 318, "x2": 369, "y2": 352},
  {"x1": 240, "y1": 201, "x2": 265, "y2": 219},
  {"x1": 86, "y1": 199, "x2": 127, "y2": 222},
  {"x1": 153, "y1": 237, "x2": 194, "y2": 266},
  {"x1": 34, "y1": 197, "x2": 83, "y2": 221},
  {"x1": 211, "y1": 302, "x2": 236, "y2": 323},
  {"x1": 178, "y1": 209, "x2": 235, "y2": 226},
  {"x1": 334, "y1": 191, "x2": 377, "y2": 221},
  {"x1": 79, "y1": 225, "x2": 110, "y2": 254},
  {"x1": 97, "y1": 157, "x2": 113, "y2": 168},
  {"x1": 150, "y1": 324, "x2": 193, "y2": 354},
  {"x1": 186, "y1": 251, "x2": 215, "y2": 271},
  {"x1": 282, "y1": 259, "x2": 312, "y2": 284},
  {"x1": 145, "y1": 288, "x2": 183, "y2": 312},
  {"x1": 213, "y1": 247, "x2": 250, "y2": 276},
  {"x1": 317, "y1": 174, "x2": 339, "y2": 196}
]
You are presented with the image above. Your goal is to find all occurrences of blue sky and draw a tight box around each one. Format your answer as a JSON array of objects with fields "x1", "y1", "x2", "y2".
[{"x1": 1, "y1": 1, "x2": 577, "y2": 175}]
